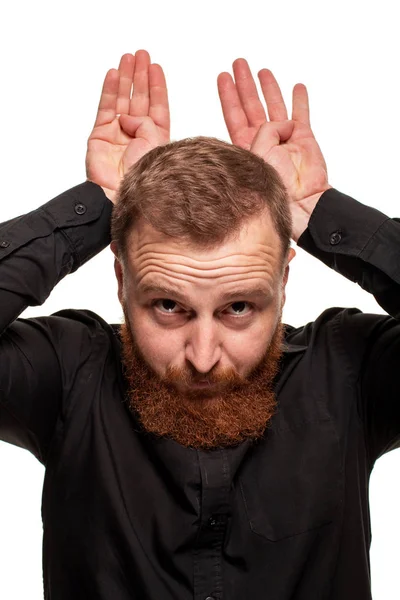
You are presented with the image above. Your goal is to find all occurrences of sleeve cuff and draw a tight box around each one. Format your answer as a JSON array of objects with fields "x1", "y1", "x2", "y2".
[
  {"x1": 298, "y1": 188, "x2": 389, "y2": 257},
  {"x1": 297, "y1": 188, "x2": 400, "y2": 286},
  {"x1": 0, "y1": 182, "x2": 112, "y2": 268}
]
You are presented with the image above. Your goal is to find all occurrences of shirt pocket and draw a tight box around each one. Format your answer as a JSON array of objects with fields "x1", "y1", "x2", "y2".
[{"x1": 239, "y1": 417, "x2": 342, "y2": 541}]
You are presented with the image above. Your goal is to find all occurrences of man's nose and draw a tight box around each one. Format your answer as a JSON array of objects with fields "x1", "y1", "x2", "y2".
[{"x1": 184, "y1": 319, "x2": 222, "y2": 375}]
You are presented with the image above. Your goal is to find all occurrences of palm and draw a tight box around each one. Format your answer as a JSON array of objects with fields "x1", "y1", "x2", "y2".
[
  {"x1": 256, "y1": 123, "x2": 328, "y2": 205},
  {"x1": 86, "y1": 51, "x2": 170, "y2": 203},
  {"x1": 217, "y1": 60, "x2": 330, "y2": 233},
  {"x1": 87, "y1": 123, "x2": 134, "y2": 192},
  {"x1": 87, "y1": 121, "x2": 169, "y2": 193}
]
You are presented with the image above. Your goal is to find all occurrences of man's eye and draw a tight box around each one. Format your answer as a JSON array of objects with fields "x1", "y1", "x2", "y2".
[
  {"x1": 225, "y1": 301, "x2": 252, "y2": 316},
  {"x1": 154, "y1": 299, "x2": 181, "y2": 313}
]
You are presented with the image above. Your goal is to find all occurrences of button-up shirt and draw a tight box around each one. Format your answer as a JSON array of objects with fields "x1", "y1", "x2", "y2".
[{"x1": 1, "y1": 182, "x2": 399, "y2": 599}]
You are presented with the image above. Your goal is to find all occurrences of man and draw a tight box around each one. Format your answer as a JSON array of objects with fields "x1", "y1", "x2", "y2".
[{"x1": 0, "y1": 50, "x2": 399, "y2": 599}]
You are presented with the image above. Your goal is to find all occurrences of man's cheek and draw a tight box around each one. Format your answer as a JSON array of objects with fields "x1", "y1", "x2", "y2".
[{"x1": 138, "y1": 339, "x2": 179, "y2": 377}]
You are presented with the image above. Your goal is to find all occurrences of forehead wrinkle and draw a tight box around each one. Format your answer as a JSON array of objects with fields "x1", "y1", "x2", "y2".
[
  {"x1": 128, "y1": 237, "x2": 282, "y2": 292},
  {"x1": 130, "y1": 249, "x2": 280, "y2": 279},
  {"x1": 136, "y1": 263, "x2": 275, "y2": 284},
  {"x1": 131, "y1": 245, "x2": 278, "y2": 265},
  {"x1": 129, "y1": 230, "x2": 278, "y2": 255},
  {"x1": 137, "y1": 258, "x2": 274, "y2": 276}
]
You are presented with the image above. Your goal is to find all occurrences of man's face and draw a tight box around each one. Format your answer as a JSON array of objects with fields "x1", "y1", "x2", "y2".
[{"x1": 113, "y1": 210, "x2": 295, "y2": 448}]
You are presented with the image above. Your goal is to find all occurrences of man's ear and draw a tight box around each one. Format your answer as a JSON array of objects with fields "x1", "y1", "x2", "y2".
[
  {"x1": 110, "y1": 242, "x2": 124, "y2": 305},
  {"x1": 281, "y1": 247, "x2": 296, "y2": 309},
  {"x1": 110, "y1": 240, "x2": 119, "y2": 258}
]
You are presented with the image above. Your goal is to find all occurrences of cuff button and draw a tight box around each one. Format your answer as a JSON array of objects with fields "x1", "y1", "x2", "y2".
[
  {"x1": 329, "y1": 231, "x2": 342, "y2": 245},
  {"x1": 74, "y1": 203, "x2": 87, "y2": 215},
  {"x1": 0, "y1": 240, "x2": 10, "y2": 248}
]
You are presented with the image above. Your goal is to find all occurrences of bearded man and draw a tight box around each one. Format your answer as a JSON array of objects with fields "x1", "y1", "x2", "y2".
[{"x1": 1, "y1": 50, "x2": 399, "y2": 600}]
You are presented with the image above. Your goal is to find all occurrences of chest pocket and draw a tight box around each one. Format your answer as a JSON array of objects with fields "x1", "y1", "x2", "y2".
[{"x1": 239, "y1": 417, "x2": 342, "y2": 541}]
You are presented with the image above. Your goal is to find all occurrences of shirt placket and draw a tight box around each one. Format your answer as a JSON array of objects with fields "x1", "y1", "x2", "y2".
[{"x1": 193, "y1": 448, "x2": 231, "y2": 600}]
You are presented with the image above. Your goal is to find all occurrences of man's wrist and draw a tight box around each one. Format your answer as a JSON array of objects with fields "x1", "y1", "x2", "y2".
[
  {"x1": 85, "y1": 179, "x2": 117, "y2": 205},
  {"x1": 291, "y1": 187, "x2": 333, "y2": 243},
  {"x1": 101, "y1": 187, "x2": 117, "y2": 205}
]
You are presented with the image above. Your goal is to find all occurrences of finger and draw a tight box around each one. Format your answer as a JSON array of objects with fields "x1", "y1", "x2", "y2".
[
  {"x1": 258, "y1": 69, "x2": 288, "y2": 122},
  {"x1": 217, "y1": 72, "x2": 249, "y2": 143},
  {"x1": 251, "y1": 120, "x2": 295, "y2": 156},
  {"x1": 116, "y1": 53, "x2": 135, "y2": 115},
  {"x1": 292, "y1": 83, "x2": 310, "y2": 125},
  {"x1": 149, "y1": 63, "x2": 170, "y2": 133},
  {"x1": 93, "y1": 68, "x2": 120, "y2": 127},
  {"x1": 232, "y1": 58, "x2": 266, "y2": 127},
  {"x1": 119, "y1": 114, "x2": 161, "y2": 145},
  {"x1": 130, "y1": 49, "x2": 151, "y2": 116}
]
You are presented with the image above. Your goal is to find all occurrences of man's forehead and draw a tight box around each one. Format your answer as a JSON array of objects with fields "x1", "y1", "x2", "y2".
[
  {"x1": 126, "y1": 210, "x2": 282, "y2": 261},
  {"x1": 122, "y1": 213, "x2": 283, "y2": 300}
]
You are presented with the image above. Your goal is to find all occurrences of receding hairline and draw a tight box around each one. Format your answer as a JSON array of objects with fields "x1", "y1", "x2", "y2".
[
  {"x1": 112, "y1": 136, "x2": 292, "y2": 271},
  {"x1": 116, "y1": 205, "x2": 290, "y2": 267}
]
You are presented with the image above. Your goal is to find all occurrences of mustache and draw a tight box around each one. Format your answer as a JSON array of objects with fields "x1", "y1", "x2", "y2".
[
  {"x1": 162, "y1": 364, "x2": 246, "y2": 387},
  {"x1": 161, "y1": 364, "x2": 248, "y2": 399}
]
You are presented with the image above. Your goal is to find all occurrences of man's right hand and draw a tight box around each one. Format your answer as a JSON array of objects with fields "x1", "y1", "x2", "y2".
[{"x1": 86, "y1": 50, "x2": 170, "y2": 204}]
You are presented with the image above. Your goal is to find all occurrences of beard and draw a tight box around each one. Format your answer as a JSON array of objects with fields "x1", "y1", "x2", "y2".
[{"x1": 120, "y1": 312, "x2": 283, "y2": 450}]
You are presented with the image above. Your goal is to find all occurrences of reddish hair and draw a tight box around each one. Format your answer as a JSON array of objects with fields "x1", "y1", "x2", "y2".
[{"x1": 111, "y1": 137, "x2": 291, "y2": 262}]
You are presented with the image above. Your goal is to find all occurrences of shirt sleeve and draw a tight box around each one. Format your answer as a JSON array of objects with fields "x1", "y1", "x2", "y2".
[
  {"x1": 297, "y1": 189, "x2": 400, "y2": 462},
  {"x1": 0, "y1": 182, "x2": 113, "y2": 462}
]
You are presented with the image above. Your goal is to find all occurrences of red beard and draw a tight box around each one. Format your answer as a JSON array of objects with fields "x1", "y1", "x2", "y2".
[{"x1": 120, "y1": 318, "x2": 283, "y2": 449}]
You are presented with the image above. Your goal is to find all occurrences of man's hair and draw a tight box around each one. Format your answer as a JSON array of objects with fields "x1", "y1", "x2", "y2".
[{"x1": 111, "y1": 137, "x2": 292, "y2": 264}]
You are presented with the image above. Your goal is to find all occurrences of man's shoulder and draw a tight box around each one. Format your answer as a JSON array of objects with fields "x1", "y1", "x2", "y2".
[
  {"x1": 51, "y1": 308, "x2": 123, "y2": 349},
  {"x1": 283, "y1": 306, "x2": 364, "y2": 352},
  {"x1": 14, "y1": 308, "x2": 121, "y2": 357},
  {"x1": 283, "y1": 305, "x2": 394, "y2": 369},
  {"x1": 51, "y1": 308, "x2": 116, "y2": 332}
]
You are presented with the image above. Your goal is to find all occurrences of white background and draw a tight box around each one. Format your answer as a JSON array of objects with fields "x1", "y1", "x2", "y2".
[{"x1": 1, "y1": 0, "x2": 399, "y2": 597}]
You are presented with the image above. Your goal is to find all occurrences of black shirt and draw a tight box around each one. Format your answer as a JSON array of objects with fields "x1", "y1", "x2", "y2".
[{"x1": 1, "y1": 182, "x2": 399, "y2": 600}]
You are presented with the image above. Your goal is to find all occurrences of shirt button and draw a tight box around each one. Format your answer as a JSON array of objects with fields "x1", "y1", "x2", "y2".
[
  {"x1": 329, "y1": 231, "x2": 342, "y2": 245},
  {"x1": 74, "y1": 203, "x2": 87, "y2": 215},
  {"x1": 208, "y1": 516, "x2": 217, "y2": 527},
  {"x1": 0, "y1": 240, "x2": 10, "y2": 248}
]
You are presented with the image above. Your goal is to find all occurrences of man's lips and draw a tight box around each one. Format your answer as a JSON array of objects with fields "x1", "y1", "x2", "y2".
[
  {"x1": 189, "y1": 380, "x2": 214, "y2": 389},
  {"x1": 170, "y1": 378, "x2": 233, "y2": 394}
]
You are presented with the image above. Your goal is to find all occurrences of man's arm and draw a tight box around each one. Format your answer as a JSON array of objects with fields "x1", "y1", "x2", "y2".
[
  {"x1": 0, "y1": 183, "x2": 112, "y2": 332},
  {"x1": 0, "y1": 50, "x2": 170, "y2": 459},
  {"x1": 297, "y1": 187, "x2": 400, "y2": 317},
  {"x1": 297, "y1": 187, "x2": 400, "y2": 462},
  {"x1": 0, "y1": 182, "x2": 111, "y2": 460}
]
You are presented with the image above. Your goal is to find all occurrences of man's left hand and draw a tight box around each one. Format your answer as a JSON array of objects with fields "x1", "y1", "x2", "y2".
[{"x1": 217, "y1": 60, "x2": 331, "y2": 241}]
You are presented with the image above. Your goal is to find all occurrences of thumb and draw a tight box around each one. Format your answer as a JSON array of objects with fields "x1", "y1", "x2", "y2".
[
  {"x1": 251, "y1": 120, "x2": 295, "y2": 157},
  {"x1": 119, "y1": 115, "x2": 160, "y2": 145}
]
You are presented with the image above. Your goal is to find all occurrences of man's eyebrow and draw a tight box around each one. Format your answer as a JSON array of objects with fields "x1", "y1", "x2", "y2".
[
  {"x1": 137, "y1": 284, "x2": 185, "y2": 299},
  {"x1": 137, "y1": 283, "x2": 272, "y2": 302},
  {"x1": 220, "y1": 286, "x2": 272, "y2": 301}
]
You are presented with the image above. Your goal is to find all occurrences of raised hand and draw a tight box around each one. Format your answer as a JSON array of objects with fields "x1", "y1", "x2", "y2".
[
  {"x1": 86, "y1": 50, "x2": 170, "y2": 204},
  {"x1": 217, "y1": 60, "x2": 331, "y2": 241}
]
